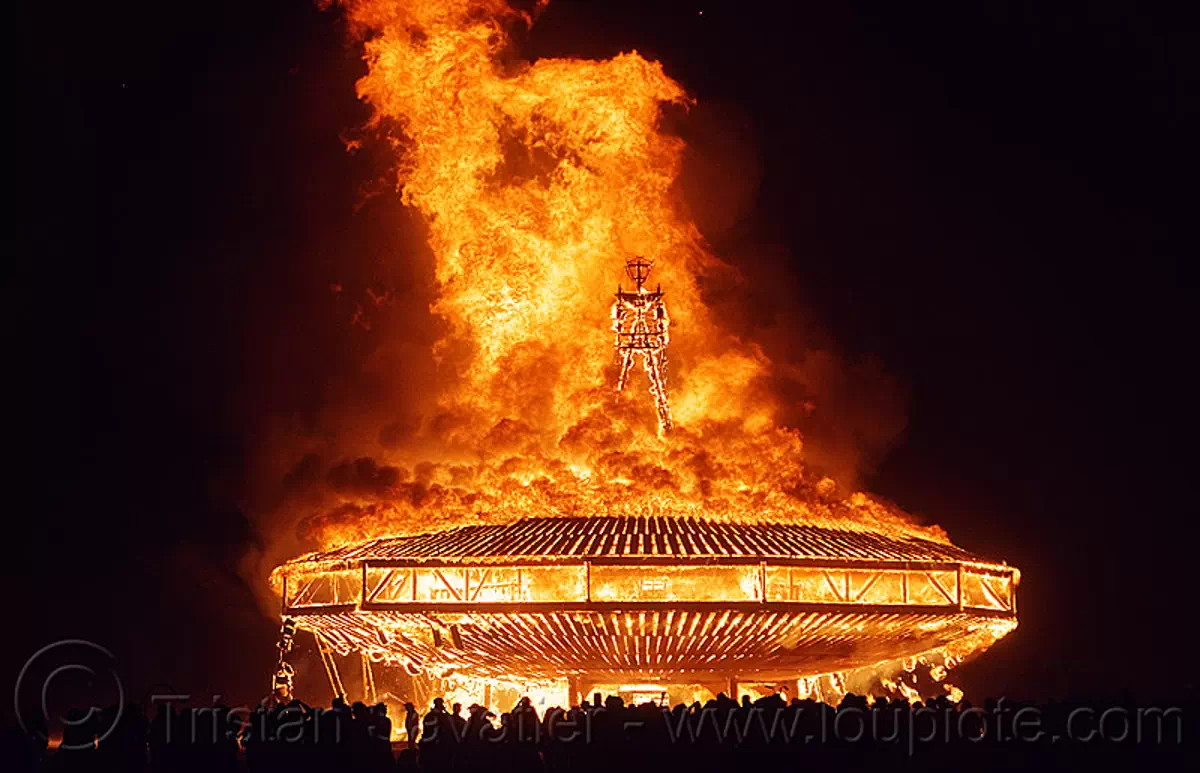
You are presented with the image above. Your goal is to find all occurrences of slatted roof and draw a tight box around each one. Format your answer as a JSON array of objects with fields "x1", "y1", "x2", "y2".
[{"x1": 290, "y1": 516, "x2": 988, "y2": 565}]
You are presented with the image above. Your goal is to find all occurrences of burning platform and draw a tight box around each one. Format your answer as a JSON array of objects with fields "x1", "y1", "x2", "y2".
[{"x1": 271, "y1": 515, "x2": 1017, "y2": 700}]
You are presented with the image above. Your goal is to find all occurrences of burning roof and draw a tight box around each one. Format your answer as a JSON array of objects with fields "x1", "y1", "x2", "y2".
[{"x1": 286, "y1": 515, "x2": 989, "y2": 565}]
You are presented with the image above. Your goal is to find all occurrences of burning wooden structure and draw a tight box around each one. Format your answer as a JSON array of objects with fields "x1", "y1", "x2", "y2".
[
  {"x1": 272, "y1": 516, "x2": 1017, "y2": 700},
  {"x1": 266, "y1": 0, "x2": 1023, "y2": 708}
]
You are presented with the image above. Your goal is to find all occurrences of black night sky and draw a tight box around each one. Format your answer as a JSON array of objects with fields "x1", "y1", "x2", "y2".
[{"x1": 14, "y1": 0, "x2": 1194, "y2": 708}]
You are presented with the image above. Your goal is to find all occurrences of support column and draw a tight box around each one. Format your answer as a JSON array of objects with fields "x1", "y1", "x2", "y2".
[
  {"x1": 728, "y1": 676, "x2": 739, "y2": 702},
  {"x1": 314, "y1": 633, "x2": 345, "y2": 700}
]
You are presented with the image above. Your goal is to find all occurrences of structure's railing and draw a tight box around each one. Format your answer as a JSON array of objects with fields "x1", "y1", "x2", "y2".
[{"x1": 281, "y1": 560, "x2": 1017, "y2": 616}]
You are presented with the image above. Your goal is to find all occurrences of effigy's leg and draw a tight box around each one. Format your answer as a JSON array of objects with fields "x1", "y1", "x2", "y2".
[
  {"x1": 616, "y1": 350, "x2": 636, "y2": 391},
  {"x1": 643, "y1": 349, "x2": 673, "y2": 433}
]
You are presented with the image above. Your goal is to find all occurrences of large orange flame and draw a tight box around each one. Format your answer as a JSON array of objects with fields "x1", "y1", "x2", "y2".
[{"x1": 303, "y1": 0, "x2": 947, "y2": 548}]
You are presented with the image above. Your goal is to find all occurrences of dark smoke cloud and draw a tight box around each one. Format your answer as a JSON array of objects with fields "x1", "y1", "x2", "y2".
[
  {"x1": 326, "y1": 456, "x2": 409, "y2": 495},
  {"x1": 676, "y1": 102, "x2": 911, "y2": 490}
]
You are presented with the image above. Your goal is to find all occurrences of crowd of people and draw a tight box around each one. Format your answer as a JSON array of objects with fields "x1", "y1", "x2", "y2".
[{"x1": 2, "y1": 690, "x2": 1191, "y2": 772}]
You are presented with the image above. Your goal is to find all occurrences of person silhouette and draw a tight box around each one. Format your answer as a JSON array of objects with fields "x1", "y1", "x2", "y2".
[{"x1": 403, "y1": 702, "x2": 419, "y2": 749}]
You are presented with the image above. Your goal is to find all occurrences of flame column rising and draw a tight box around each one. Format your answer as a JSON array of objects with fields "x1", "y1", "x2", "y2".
[
  {"x1": 343, "y1": 0, "x2": 770, "y2": 449},
  {"x1": 301, "y1": 0, "x2": 967, "y2": 560}
]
